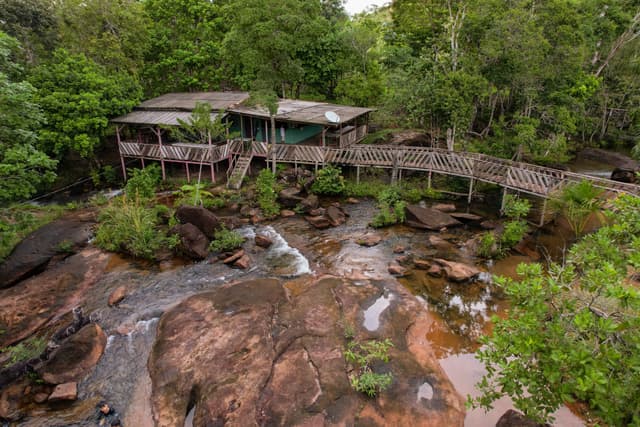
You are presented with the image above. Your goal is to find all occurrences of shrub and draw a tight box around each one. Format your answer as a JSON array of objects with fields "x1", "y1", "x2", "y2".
[
  {"x1": 500, "y1": 220, "x2": 528, "y2": 249},
  {"x1": 344, "y1": 338, "x2": 394, "y2": 397},
  {"x1": 208, "y1": 227, "x2": 245, "y2": 253},
  {"x1": 502, "y1": 194, "x2": 531, "y2": 220},
  {"x1": 344, "y1": 179, "x2": 387, "y2": 198},
  {"x1": 124, "y1": 164, "x2": 161, "y2": 200},
  {"x1": 477, "y1": 232, "x2": 498, "y2": 258},
  {"x1": 311, "y1": 165, "x2": 345, "y2": 195},
  {"x1": 1, "y1": 336, "x2": 47, "y2": 367},
  {"x1": 256, "y1": 169, "x2": 280, "y2": 217},
  {"x1": 94, "y1": 195, "x2": 168, "y2": 259},
  {"x1": 371, "y1": 187, "x2": 406, "y2": 228},
  {"x1": 551, "y1": 180, "x2": 604, "y2": 238},
  {"x1": 174, "y1": 183, "x2": 215, "y2": 207}
]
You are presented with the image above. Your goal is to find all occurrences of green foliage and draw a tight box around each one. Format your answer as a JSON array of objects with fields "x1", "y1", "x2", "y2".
[
  {"x1": 472, "y1": 194, "x2": 640, "y2": 425},
  {"x1": 171, "y1": 102, "x2": 230, "y2": 144},
  {"x1": 477, "y1": 232, "x2": 498, "y2": 258},
  {"x1": 55, "y1": 239, "x2": 74, "y2": 254},
  {"x1": 256, "y1": 168, "x2": 280, "y2": 218},
  {"x1": 344, "y1": 338, "x2": 394, "y2": 397},
  {"x1": 94, "y1": 195, "x2": 169, "y2": 259},
  {"x1": 343, "y1": 179, "x2": 387, "y2": 198},
  {"x1": 311, "y1": 165, "x2": 345, "y2": 195},
  {"x1": 479, "y1": 196, "x2": 530, "y2": 258},
  {"x1": 1, "y1": 336, "x2": 47, "y2": 367},
  {"x1": 208, "y1": 226, "x2": 244, "y2": 253},
  {"x1": 124, "y1": 165, "x2": 161, "y2": 201},
  {"x1": 30, "y1": 48, "x2": 141, "y2": 158},
  {"x1": 371, "y1": 187, "x2": 406, "y2": 228},
  {"x1": 502, "y1": 195, "x2": 531, "y2": 220},
  {"x1": 551, "y1": 180, "x2": 604, "y2": 237},
  {"x1": 174, "y1": 183, "x2": 214, "y2": 208}
]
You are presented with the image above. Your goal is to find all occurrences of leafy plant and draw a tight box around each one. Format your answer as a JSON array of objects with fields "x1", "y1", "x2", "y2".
[
  {"x1": 256, "y1": 168, "x2": 280, "y2": 218},
  {"x1": 1, "y1": 336, "x2": 47, "y2": 367},
  {"x1": 477, "y1": 232, "x2": 498, "y2": 258},
  {"x1": 311, "y1": 165, "x2": 345, "y2": 195},
  {"x1": 94, "y1": 194, "x2": 169, "y2": 259},
  {"x1": 551, "y1": 180, "x2": 604, "y2": 238},
  {"x1": 125, "y1": 164, "x2": 161, "y2": 200},
  {"x1": 208, "y1": 226, "x2": 245, "y2": 253},
  {"x1": 480, "y1": 195, "x2": 530, "y2": 258},
  {"x1": 174, "y1": 183, "x2": 214, "y2": 207},
  {"x1": 472, "y1": 194, "x2": 640, "y2": 425},
  {"x1": 55, "y1": 239, "x2": 74, "y2": 254},
  {"x1": 371, "y1": 187, "x2": 406, "y2": 228},
  {"x1": 344, "y1": 338, "x2": 394, "y2": 397}
]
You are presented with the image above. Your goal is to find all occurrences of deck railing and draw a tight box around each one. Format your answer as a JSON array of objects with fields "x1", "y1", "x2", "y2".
[{"x1": 118, "y1": 139, "x2": 640, "y2": 197}]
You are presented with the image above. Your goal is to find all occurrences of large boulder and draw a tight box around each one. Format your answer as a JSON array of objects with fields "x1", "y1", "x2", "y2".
[
  {"x1": 175, "y1": 206, "x2": 219, "y2": 239},
  {"x1": 496, "y1": 409, "x2": 548, "y2": 427},
  {"x1": 172, "y1": 223, "x2": 210, "y2": 260},
  {"x1": 278, "y1": 187, "x2": 305, "y2": 208},
  {"x1": 299, "y1": 194, "x2": 319, "y2": 213},
  {"x1": 611, "y1": 167, "x2": 637, "y2": 184},
  {"x1": 405, "y1": 205, "x2": 462, "y2": 231},
  {"x1": 0, "y1": 213, "x2": 95, "y2": 289},
  {"x1": 38, "y1": 323, "x2": 107, "y2": 384},
  {"x1": 326, "y1": 205, "x2": 347, "y2": 227},
  {"x1": 433, "y1": 259, "x2": 481, "y2": 282},
  {"x1": 148, "y1": 277, "x2": 465, "y2": 427},
  {"x1": 0, "y1": 248, "x2": 110, "y2": 348},
  {"x1": 578, "y1": 148, "x2": 639, "y2": 170}
]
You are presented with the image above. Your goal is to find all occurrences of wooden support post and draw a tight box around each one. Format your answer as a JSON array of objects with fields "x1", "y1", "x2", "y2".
[
  {"x1": 467, "y1": 178, "x2": 474, "y2": 204},
  {"x1": 250, "y1": 117, "x2": 254, "y2": 140},
  {"x1": 141, "y1": 158, "x2": 145, "y2": 168},
  {"x1": 427, "y1": 170, "x2": 432, "y2": 189},
  {"x1": 315, "y1": 161, "x2": 318, "y2": 174},
  {"x1": 185, "y1": 164, "x2": 190, "y2": 182},
  {"x1": 539, "y1": 198, "x2": 548, "y2": 227},
  {"x1": 240, "y1": 115, "x2": 245, "y2": 141},
  {"x1": 211, "y1": 165, "x2": 215, "y2": 183},
  {"x1": 356, "y1": 165, "x2": 360, "y2": 184},
  {"x1": 156, "y1": 127, "x2": 166, "y2": 180},
  {"x1": 500, "y1": 187, "x2": 508, "y2": 215},
  {"x1": 116, "y1": 125, "x2": 127, "y2": 181}
]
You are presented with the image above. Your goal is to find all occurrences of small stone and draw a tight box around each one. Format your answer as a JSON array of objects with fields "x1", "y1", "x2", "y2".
[
  {"x1": 326, "y1": 206, "x2": 346, "y2": 227},
  {"x1": 300, "y1": 194, "x2": 319, "y2": 212},
  {"x1": 223, "y1": 249, "x2": 245, "y2": 265},
  {"x1": 33, "y1": 392, "x2": 50, "y2": 403},
  {"x1": 480, "y1": 220, "x2": 497, "y2": 230},
  {"x1": 393, "y1": 245, "x2": 405, "y2": 254},
  {"x1": 388, "y1": 264, "x2": 407, "y2": 276},
  {"x1": 108, "y1": 286, "x2": 127, "y2": 306},
  {"x1": 413, "y1": 259, "x2": 431, "y2": 270},
  {"x1": 251, "y1": 214, "x2": 263, "y2": 224},
  {"x1": 496, "y1": 409, "x2": 547, "y2": 427},
  {"x1": 396, "y1": 255, "x2": 411, "y2": 265},
  {"x1": 432, "y1": 203, "x2": 456, "y2": 213},
  {"x1": 346, "y1": 197, "x2": 360, "y2": 204},
  {"x1": 308, "y1": 208, "x2": 325, "y2": 217},
  {"x1": 255, "y1": 234, "x2": 273, "y2": 248},
  {"x1": 47, "y1": 383, "x2": 77, "y2": 402},
  {"x1": 427, "y1": 264, "x2": 443, "y2": 277},
  {"x1": 356, "y1": 235, "x2": 382, "y2": 247},
  {"x1": 305, "y1": 215, "x2": 331, "y2": 229},
  {"x1": 280, "y1": 210, "x2": 296, "y2": 218},
  {"x1": 233, "y1": 254, "x2": 250, "y2": 269}
]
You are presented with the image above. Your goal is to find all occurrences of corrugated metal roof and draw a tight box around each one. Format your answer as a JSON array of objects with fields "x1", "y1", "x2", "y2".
[
  {"x1": 111, "y1": 110, "x2": 222, "y2": 126},
  {"x1": 138, "y1": 92, "x2": 250, "y2": 111},
  {"x1": 229, "y1": 99, "x2": 374, "y2": 126}
]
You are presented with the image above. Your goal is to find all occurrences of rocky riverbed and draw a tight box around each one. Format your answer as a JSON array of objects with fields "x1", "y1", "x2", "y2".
[{"x1": 0, "y1": 198, "x2": 585, "y2": 426}]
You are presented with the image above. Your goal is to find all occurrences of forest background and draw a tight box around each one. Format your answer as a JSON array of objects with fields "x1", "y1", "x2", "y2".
[{"x1": 1, "y1": 0, "x2": 639, "y2": 201}]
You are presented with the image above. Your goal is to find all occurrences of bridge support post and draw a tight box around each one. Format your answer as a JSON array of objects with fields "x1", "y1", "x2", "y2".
[
  {"x1": 467, "y1": 178, "x2": 475, "y2": 204},
  {"x1": 427, "y1": 170, "x2": 432, "y2": 189},
  {"x1": 500, "y1": 187, "x2": 508, "y2": 215},
  {"x1": 356, "y1": 165, "x2": 360, "y2": 184},
  {"x1": 185, "y1": 164, "x2": 190, "y2": 182},
  {"x1": 539, "y1": 198, "x2": 548, "y2": 227}
]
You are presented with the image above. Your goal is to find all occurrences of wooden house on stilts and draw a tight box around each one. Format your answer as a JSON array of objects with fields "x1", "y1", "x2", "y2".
[{"x1": 112, "y1": 92, "x2": 374, "y2": 188}]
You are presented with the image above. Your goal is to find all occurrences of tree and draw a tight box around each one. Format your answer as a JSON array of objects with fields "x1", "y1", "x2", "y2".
[
  {"x1": 30, "y1": 49, "x2": 141, "y2": 159},
  {"x1": 0, "y1": 32, "x2": 56, "y2": 202},
  {"x1": 0, "y1": 0, "x2": 58, "y2": 65},
  {"x1": 472, "y1": 194, "x2": 640, "y2": 426},
  {"x1": 248, "y1": 89, "x2": 279, "y2": 172}
]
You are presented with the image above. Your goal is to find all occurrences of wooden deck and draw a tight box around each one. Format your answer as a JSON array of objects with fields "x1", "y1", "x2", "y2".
[{"x1": 117, "y1": 140, "x2": 640, "y2": 198}]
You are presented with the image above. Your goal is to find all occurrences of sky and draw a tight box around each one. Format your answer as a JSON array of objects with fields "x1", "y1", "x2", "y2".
[{"x1": 344, "y1": 0, "x2": 390, "y2": 15}]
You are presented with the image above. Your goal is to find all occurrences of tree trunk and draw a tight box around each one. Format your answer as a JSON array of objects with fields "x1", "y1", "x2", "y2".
[{"x1": 270, "y1": 115, "x2": 277, "y2": 173}]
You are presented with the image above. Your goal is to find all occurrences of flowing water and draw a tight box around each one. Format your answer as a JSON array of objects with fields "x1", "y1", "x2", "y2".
[{"x1": 18, "y1": 199, "x2": 586, "y2": 426}]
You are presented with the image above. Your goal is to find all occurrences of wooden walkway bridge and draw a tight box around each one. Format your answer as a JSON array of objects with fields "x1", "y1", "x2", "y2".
[{"x1": 117, "y1": 139, "x2": 640, "y2": 200}]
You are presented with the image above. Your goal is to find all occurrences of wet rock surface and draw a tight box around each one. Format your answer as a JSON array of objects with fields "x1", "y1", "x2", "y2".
[
  {"x1": 148, "y1": 277, "x2": 465, "y2": 427},
  {"x1": 0, "y1": 212, "x2": 95, "y2": 289},
  {"x1": 171, "y1": 223, "x2": 210, "y2": 260},
  {"x1": 405, "y1": 205, "x2": 462, "y2": 230},
  {"x1": 175, "y1": 205, "x2": 220, "y2": 239},
  {"x1": 496, "y1": 409, "x2": 549, "y2": 427}
]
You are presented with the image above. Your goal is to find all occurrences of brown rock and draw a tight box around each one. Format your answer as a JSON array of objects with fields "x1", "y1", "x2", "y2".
[
  {"x1": 223, "y1": 249, "x2": 245, "y2": 265},
  {"x1": 388, "y1": 264, "x2": 408, "y2": 276},
  {"x1": 280, "y1": 209, "x2": 296, "y2": 218},
  {"x1": 0, "y1": 382, "x2": 25, "y2": 420},
  {"x1": 278, "y1": 187, "x2": 305, "y2": 208},
  {"x1": 346, "y1": 197, "x2": 360, "y2": 204},
  {"x1": 434, "y1": 259, "x2": 480, "y2": 282},
  {"x1": 175, "y1": 206, "x2": 219, "y2": 239},
  {"x1": 233, "y1": 254, "x2": 250, "y2": 269},
  {"x1": 450, "y1": 212, "x2": 483, "y2": 222},
  {"x1": 300, "y1": 194, "x2": 319, "y2": 212},
  {"x1": 480, "y1": 220, "x2": 498, "y2": 230},
  {"x1": 428, "y1": 264, "x2": 443, "y2": 277},
  {"x1": 432, "y1": 203, "x2": 456, "y2": 213},
  {"x1": 251, "y1": 214, "x2": 263, "y2": 224},
  {"x1": 396, "y1": 255, "x2": 412, "y2": 265},
  {"x1": 0, "y1": 213, "x2": 94, "y2": 289},
  {"x1": 255, "y1": 234, "x2": 273, "y2": 248},
  {"x1": 172, "y1": 223, "x2": 210, "y2": 260},
  {"x1": 39, "y1": 323, "x2": 107, "y2": 384},
  {"x1": 405, "y1": 205, "x2": 462, "y2": 231},
  {"x1": 47, "y1": 382, "x2": 77, "y2": 402},
  {"x1": 496, "y1": 409, "x2": 548, "y2": 427},
  {"x1": 308, "y1": 208, "x2": 325, "y2": 217},
  {"x1": 611, "y1": 167, "x2": 637, "y2": 183},
  {"x1": 393, "y1": 245, "x2": 406, "y2": 254},
  {"x1": 240, "y1": 206, "x2": 258, "y2": 218},
  {"x1": 326, "y1": 206, "x2": 346, "y2": 227},
  {"x1": 108, "y1": 286, "x2": 127, "y2": 306},
  {"x1": 413, "y1": 259, "x2": 431, "y2": 270},
  {"x1": 356, "y1": 234, "x2": 382, "y2": 247},
  {"x1": 305, "y1": 215, "x2": 331, "y2": 229},
  {"x1": 33, "y1": 392, "x2": 50, "y2": 404}
]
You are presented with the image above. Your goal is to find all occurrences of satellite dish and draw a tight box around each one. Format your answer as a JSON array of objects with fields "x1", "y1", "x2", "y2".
[{"x1": 325, "y1": 111, "x2": 341, "y2": 124}]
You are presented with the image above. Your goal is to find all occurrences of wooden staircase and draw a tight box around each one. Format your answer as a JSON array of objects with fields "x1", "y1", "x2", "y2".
[{"x1": 226, "y1": 153, "x2": 253, "y2": 189}]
